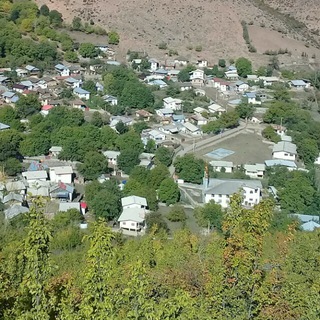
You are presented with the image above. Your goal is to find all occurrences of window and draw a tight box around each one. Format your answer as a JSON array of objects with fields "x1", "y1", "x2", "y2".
[
  {"x1": 250, "y1": 190, "x2": 253, "y2": 194},
  {"x1": 219, "y1": 194, "x2": 222, "y2": 198},
  {"x1": 122, "y1": 222, "x2": 126, "y2": 225},
  {"x1": 255, "y1": 189, "x2": 258, "y2": 193},
  {"x1": 249, "y1": 198, "x2": 253, "y2": 201},
  {"x1": 131, "y1": 222, "x2": 135, "y2": 226}
]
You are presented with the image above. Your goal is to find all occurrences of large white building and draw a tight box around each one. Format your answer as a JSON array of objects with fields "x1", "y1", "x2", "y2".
[
  {"x1": 203, "y1": 178, "x2": 262, "y2": 208},
  {"x1": 49, "y1": 166, "x2": 73, "y2": 184},
  {"x1": 163, "y1": 97, "x2": 182, "y2": 111}
]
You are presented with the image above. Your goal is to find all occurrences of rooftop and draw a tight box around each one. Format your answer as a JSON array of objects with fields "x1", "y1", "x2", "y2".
[
  {"x1": 272, "y1": 141, "x2": 297, "y2": 155},
  {"x1": 121, "y1": 195, "x2": 147, "y2": 207},
  {"x1": 118, "y1": 207, "x2": 146, "y2": 223}
]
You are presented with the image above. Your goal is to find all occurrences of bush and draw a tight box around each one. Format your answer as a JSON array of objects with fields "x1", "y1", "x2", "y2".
[
  {"x1": 167, "y1": 205, "x2": 187, "y2": 222},
  {"x1": 146, "y1": 212, "x2": 169, "y2": 234},
  {"x1": 158, "y1": 42, "x2": 168, "y2": 50},
  {"x1": 195, "y1": 45, "x2": 202, "y2": 52}
]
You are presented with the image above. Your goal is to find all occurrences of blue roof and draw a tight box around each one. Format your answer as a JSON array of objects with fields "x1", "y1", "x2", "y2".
[
  {"x1": 290, "y1": 214, "x2": 320, "y2": 223},
  {"x1": 65, "y1": 77, "x2": 79, "y2": 83},
  {"x1": 301, "y1": 221, "x2": 320, "y2": 231},
  {"x1": 28, "y1": 161, "x2": 49, "y2": 171},
  {"x1": 2, "y1": 91, "x2": 15, "y2": 98},
  {"x1": 228, "y1": 65, "x2": 237, "y2": 71},
  {"x1": 245, "y1": 92, "x2": 256, "y2": 98},
  {"x1": 74, "y1": 87, "x2": 90, "y2": 94},
  {"x1": 11, "y1": 96, "x2": 19, "y2": 103},
  {"x1": 55, "y1": 64, "x2": 68, "y2": 70},
  {"x1": 235, "y1": 80, "x2": 245, "y2": 86},
  {"x1": 264, "y1": 159, "x2": 297, "y2": 168},
  {"x1": 172, "y1": 114, "x2": 185, "y2": 121},
  {"x1": 150, "y1": 80, "x2": 167, "y2": 86},
  {"x1": 25, "y1": 65, "x2": 39, "y2": 71},
  {"x1": 291, "y1": 80, "x2": 306, "y2": 86},
  {"x1": 0, "y1": 122, "x2": 10, "y2": 130},
  {"x1": 155, "y1": 68, "x2": 168, "y2": 74}
]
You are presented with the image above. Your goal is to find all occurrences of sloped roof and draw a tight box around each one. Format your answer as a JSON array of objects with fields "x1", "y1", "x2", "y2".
[
  {"x1": 301, "y1": 221, "x2": 320, "y2": 231},
  {"x1": 3, "y1": 192, "x2": 23, "y2": 204},
  {"x1": 121, "y1": 195, "x2": 147, "y2": 207},
  {"x1": 22, "y1": 170, "x2": 47, "y2": 180},
  {"x1": 59, "y1": 202, "x2": 80, "y2": 212},
  {"x1": 265, "y1": 159, "x2": 297, "y2": 168},
  {"x1": 118, "y1": 207, "x2": 146, "y2": 223},
  {"x1": 244, "y1": 164, "x2": 266, "y2": 172},
  {"x1": 4, "y1": 204, "x2": 29, "y2": 219},
  {"x1": 6, "y1": 181, "x2": 26, "y2": 192},
  {"x1": 50, "y1": 166, "x2": 73, "y2": 175},
  {"x1": 205, "y1": 179, "x2": 262, "y2": 195},
  {"x1": 210, "y1": 160, "x2": 233, "y2": 168},
  {"x1": 73, "y1": 87, "x2": 90, "y2": 95},
  {"x1": 272, "y1": 141, "x2": 297, "y2": 154},
  {"x1": 0, "y1": 122, "x2": 10, "y2": 130}
]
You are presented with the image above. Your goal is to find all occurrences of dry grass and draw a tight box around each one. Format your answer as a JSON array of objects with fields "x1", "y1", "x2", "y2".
[{"x1": 36, "y1": 0, "x2": 320, "y2": 64}]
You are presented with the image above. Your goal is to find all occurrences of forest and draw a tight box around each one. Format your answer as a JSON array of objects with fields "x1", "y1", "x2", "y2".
[{"x1": 0, "y1": 195, "x2": 319, "y2": 319}]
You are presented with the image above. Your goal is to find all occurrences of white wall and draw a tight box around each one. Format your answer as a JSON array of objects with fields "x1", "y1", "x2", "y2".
[
  {"x1": 273, "y1": 151, "x2": 296, "y2": 161},
  {"x1": 120, "y1": 220, "x2": 140, "y2": 231},
  {"x1": 122, "y1": 204, "x2": 144, "y2": 209},
  {"x1": 50, "y1": 170, "x2": 72, "y2": 184},
  {"x1": 212, "y1": 166, "x2": 233, "y2": 173}
]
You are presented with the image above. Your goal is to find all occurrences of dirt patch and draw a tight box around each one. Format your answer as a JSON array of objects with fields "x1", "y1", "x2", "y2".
[
  {"x1": 248, "y1": 26, "x2": 320, "y2": 62},
  {"x1": 198, "y1": 131, "x2": 273, "y2": 165}
]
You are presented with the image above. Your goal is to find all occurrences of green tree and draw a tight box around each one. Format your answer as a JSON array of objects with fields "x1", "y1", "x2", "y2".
[
  {"x1": 219, "y1": 111, "x2": 239, "y2": 129},
  {"x1": 100, "y1": 126, "x2": 118, "y2": 150},
  {"x1": 82, "y1": 80, "x2": 97, "y2": 94},
  {"x1": 2, "y1": 158, "x2": 22, "y2": 176},
  {"x1": 115, "y1": 131, "x2": 143, "y2": 152},
  {"x1": 167, "y1": 205, "x2": 186, "y2": 222},
  {"x1": 52, "y1": 209, "x2": 84, "y2": 230},
  {"x1": 296, "y1": 138, "x2": 319, "y2": 166},
  {"x1": 235, "y1": 57, "x2": 252, "y2": 77},
  {"x1": 174, "y1": 154, "x2": 204, "y2": 184},
  {"x1": 0, "y1": 105, "x2": 23, "y2": 131},
  {"x1": 64, "y1": 51, "x2": 79, "y2": 63},
  {"x1": 79, "y1": 43, "x2": 98, "y2": 58},
  {"x1": 20, "y1": 134, "x2": 51, "y2": 156},
  {"x1": 145, "y1": 212, "x2": 169, "y2": 234},
  {"x1": 15, "y1": 94, "x2": 41, "y2": 118},
  {"x1": 120, "y1": 82, "x2": 154, "y2": 108},
  {"x1": 72, "y1": 17, "x2": 82, "y2": 31},
  {"x1": 133, "y1": 121, "x2": 149, "y2": 134},
  {"x1": 115, "y1": 121, "x2": 129, "y2": 134},
  {"x1": 117, "y1": 149, "x2": 140, "y2": 174},
  {"x1": 158, "y1": 178, "x2": 180, "y2": 205},
  {"x1": 49, "y1": 10, "x2": 63, "y2": 27},
  {"x1": 78, "y1": 151, "x2": 109, "y2": 180},
  {"x1": 262, "y1": 125, "x2": 281, "y2": 143},
  {"x1": 178, "y1": 65, "x2": 196, "y2": 82},
  {"x1": 14, "y1": 201, "x2": 53, "y2": 319},
  {"x1": 108, "y1": 31, "x2": 120, "y2": 45},
  {"x1": 145, "y1": 140, "x2": 156, "y2": 153},
  {"x1": 39, "y1": 4, "x2": 50, "y2": 16},
  {"x1": 155, "y1": 146, "x2": 174, "y2": 166},
  {"x1": 235, "y1": 102, "x2": 255, "y2": 120},
  {"x1": 218, "y1": 59, "x2": 226, "y2": 68},
  {"x1": 194, "y1": 201, "x2": 223, "y2": 231},
  {"x1": 0, "y1": 129, "x2": 22, "y2": 162},
  {"x1": 91, "y1": 111, "x2": 104, "y2": 127}
]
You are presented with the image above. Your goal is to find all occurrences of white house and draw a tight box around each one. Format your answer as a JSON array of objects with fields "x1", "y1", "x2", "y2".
[
  {"x1": 118, "y1": 207, "x2": 146, "y2": 231},
  {"x1": 178, "y1": 82, "x2": 193, "y2": 92},
  {"x1": 213, "y1": 78, "x2": 230, "y2": 92},
  {"x1": 244, "y1": 164, "x2": 266, "y2": 179},
  {"x1": 156, "y1": 108, "x2": 174, "y2": 117},
  {"x1": 271, "y1": 124, "x2": 287, "y2": 136},
  {"x1": 190, "y1": 69, "x2": 205, "y2": 86},
  {"x1": 55, "y1": 64, "x2": 70, "y2": 76},
  {"x1": 210, "y1": 161, "x2": 233, "y2": 173},
  {"x1": 182, "y1": 122, "x2": 202, "y2": 135},
  {"x1": 73, "y1": 87, "x2": 90, "y2": 100},
  {"x1": 197, "y1": 59, "x2": 208, "y2": 68},
  {"x1": 203, "y1": 178, "x2": 262, "y2": 208},
  {"x1": 225, "y1": 70, "x2": 239, "y2": 80},
  {"x1": 259, "y1": 76, "x2": 280, "y2": 87},
  {"x1": 143, "y1": 129, "x2": 166, "y2": 143},
  {"x1": 65, "y1": 77, "x2": 82, "y2": 88},
  {"x1": 103, "y1": 150, "x2": 120, "y2": 166},
  {"x1": 163, "y1": 97, "x2": 182, "y2": 111},
  {"x1": 103, "y1": 95, "x2": 118, "y2": 105},
  {"x1": 49, "y1": 166, "x2": 73, "y2": 184},
  {"x1": 109, "y1": 116, "x2": 133, "y2": 130},
  {"x1": 272, "y1": 141, "x2": 297, "y2": 161},
  {"x1": 22, "y1": 170, "x2": 48, "y2": 183},
  {"x1": 148, "y1": 58, "x2": 159, "y2": 72},
  {"x1": 121, "y1": 195, "x2": 148, "y2": 209},
  {"x1": 190, "y1": 114, "x2": 208, "y2": 126},
  {"x1": 194, "y1": 106, "x2": 207, "y2": 115},
  {"x1": 207, "y1": 103, "x2": 226, "y2": 115},
  {"x1": 265, "y1": 159, "x2": 297, "y2": 171},
  {"x1": 244, "y1": 92, "x2": 261, "y2": 105},
  {"x1": 289, "y1": 80, "x2": 310, "y2": 90},
  {"x1": 235, "y1": 81, "x2": 249, "y2": 92},
  {"x1": 49, "y1": 146, "x2": 62, "y2": 157}
]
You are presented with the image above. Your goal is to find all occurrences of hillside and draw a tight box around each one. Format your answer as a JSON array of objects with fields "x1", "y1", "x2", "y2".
[{"x1": 35, "y1": 0, "x2": 320, "y2": 62}]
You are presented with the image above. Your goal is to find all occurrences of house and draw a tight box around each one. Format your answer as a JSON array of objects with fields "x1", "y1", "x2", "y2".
[
  {"x1": 271, "y1": 124, "x2": 287, "y2": 136},
  {"x1": 194, "y1": 88, "x2": 206, "y2": 96},
  {"x1": 139, "y1": 153, "x2": 155, "y2": 169},
  {"x1": 12, "y1": 83, "x2": 28, "y2": 93},
  {"x1": 228, "y1": 65, "x2": 237, "y2": 72},
  {"x1": 103, "y1": 95, "x2": 118, "y2": 105},
  {"x1": 41, "y1": 104, "x2": 54, "y2": 116},
  {"x1": 55, "y1": 64, "x2": 70, "y2": 76},
  {"x1": 27, "y1": 180, "x2": 50, "y2": 197},
  {"x1": 290, "y1": 214, "x2": 320, "y2": 223},
  {"x1": 109, "y1": 116, "x2": 133, "y2": 130},
  {"x1": 59, "y1": 202, "x2": 81, "y2": 213},
  {"x1": 265, "y1": 159, "x2": 297, "y2": 171},
  {"x1": 289, "y1": 80, "x2": 309, "y2": 90},
  {"x1": 172, "y1": 114, "x2": 185, "y2": 123},
  {"x1": 207, "y1": 103, "x2": 226, "y2": 115},
  {"x1": 28, "y1": 161, "x2": 48, "y2": 172},
  {"x1": 0, "y1": 122, "x2": 10, "y2": 130},
  {"x1": 203, "y1": 178, "x2": 262, "y2": 208},
  {"x1": 73, "y1": 87, "x2": 90, "y2": 100},
  {"x1": 235, "y1": 81, "x2": 249, "y2": 92},
  {"x1": 174, "y1": 56, "x2": 189, "y2": 66},
  {"x1": 65, "y1": 77, "x2": 82, "y2": 88},
  {"x1": 16, "y1": 68, "x2": 28, "y2": 77},
  {"x1": 178, "y1": 82, "x2": 193, "y2": 91},
  {"x1": 2, "y1": 91, "x2": 18, "y2": 104},
  {"x1": 281, "y1": 135, "x2": 292, "y2": 142},
  {"x1": 136, "y1": 109, "x2": 152, "y2": 121},
  {"x1": 22, "y1": 170, "x2": 48, "y2": 183},
  {"x1": 301, "y1": 221, "x2": 320, "y2": 232},
  {"x1": 197, "y1": 59, "x2": 208, "y2": 68},
  {"x1": 121, "y1": 195, "x2": 148, "y2": 209},
  {"x1": 244, "y1": 92, "x2": 261, "y2": 105},
  {"x1": 210, "y1": 161, "x2": 233, "y2": 173},
  {"x1": 118, "y1": 207, "x2": 146, "y2": 231},
  {"x1": 182, "y1": 122, "x2": 202, "y2": 135},
  {"x1": 25, "y1": 65, "x2": 40, "y2": 76},
  {"x1": 4, "y1": 204, "x2": 29, "y2": 220},
  {"x1": 96, "y1": 82, "x2": 104, "y2": 92},
  {"x1": 213, "y1": 78, "x2": 230, "y2": 92},
  {"x1": 259, "y1": 76, "x2": 280, "y2": 86},
  {"x1": 159, "y1": 124, "x2": 180, "y2": 134},
  {"x1": 247, "y1": 75, "x2": 258, "y2": 81},
  {"x1": 49, "y1": 166, "x2": 73, "y2": 184},
  {"x1": 72, "y1": 99, "x2": 87, "y2": 110},
  {"x1": 272, "y1": 141, "x2": 297, "y2": 161},
  {"x1": 3, "y1": 192, "x2": 24, "y2": 205},
  {"x1": 50, "y1": 182, "x2": 74, "y2": 201},
  {"x1": 148, "y1": 58, "x2": 159, "y2": 72},
  {"x1": 156, "y1": 108, "x2": 174, "y2": 117},
  {"x1": 244, "y1": 164, "x2": 266, "y2": 178},
  {"x1": 154, "y1": 68, "x2": 168, "y2": 77},
  {"x1": 148, "y1": 79, "x2": 168, "y2": 88},
  {"x1": 163, "y1": 97, "x2": 182, "y2": 111},
  {"x1": 49, "y1": 146, "x2": 63, "y2": 157},
  {"x1": 190, "y1": 114, "x2": 208, "y2": 126},
  {"x1": 225, "y1": 70, "x2": 239, "y2": 80},
  {"x1": 141, "y1": 129, "x2": 166, "y2": 143},
  {"x1": 103, "y1": 150, "x2": 120, "y2": 166},
  {"x1": 194, "y1": 106, "x2": 207, "y2": 115},
  {"x1": 6, "y1": 181, "x2": 26, "y2": 195},
  {"x1": 190, "y1": 69, "x2": 205, "y2": 86},
  {"x1": 167, "y1": 69, "x2": 180, "y2": 82},
  {"x1": 95, "y1": 44, "x2": 109, "y2": 52}
]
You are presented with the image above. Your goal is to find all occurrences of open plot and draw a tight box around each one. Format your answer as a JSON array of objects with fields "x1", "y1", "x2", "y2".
[
  {"x1": 199, "y1": 132, "x2": 273, "y2": 165},
  {"x1": 205, "y1": 148, "x2": 235, "y2": 160}
]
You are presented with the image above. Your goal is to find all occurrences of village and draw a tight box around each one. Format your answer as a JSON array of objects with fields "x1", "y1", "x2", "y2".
[{"x1": 0, "y1": 45, "x2": 320, "y2": 235}]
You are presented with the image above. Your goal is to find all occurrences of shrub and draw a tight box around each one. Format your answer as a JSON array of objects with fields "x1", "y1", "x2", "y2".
[
  {"x1": 195, "y1": 45, "x2": 202, "y2": 52},
  {"x1": 167, "y1": 205, "x2": 187, "y2": 222},
  {"x1": 158, "y1": 42, "x2": 168, "y2": 50}
]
